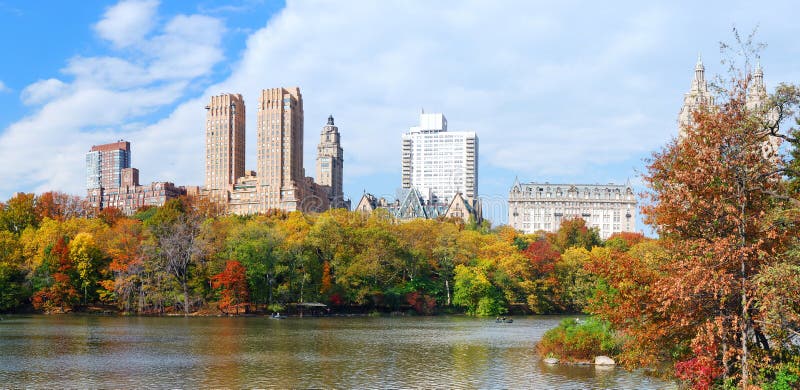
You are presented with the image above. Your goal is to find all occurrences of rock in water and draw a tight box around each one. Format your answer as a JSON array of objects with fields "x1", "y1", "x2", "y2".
[
  {"x1": 543, "y1": 357, "x2": 559, "y2": 365},
  {"x1": 594, "y1": 356, "x2": 615, "y2": 365}
]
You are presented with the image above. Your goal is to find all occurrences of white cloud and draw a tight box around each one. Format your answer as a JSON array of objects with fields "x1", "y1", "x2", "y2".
[
  {"x1": 3, "y1": 0, "x2": 798, "y2": 205},
  {"x1": 21, "y1": 78, "x2": 67, "y2": 105},
  {"x1": 0, "y1": 0, "x2": 224, "y2": 198},
  {"x1": 0, "y1": 80, "x2": 10, "y2": 93},
  {"x1": 70, "y1": 15, "x2": 223, "y2": 89},
  {"x1": 144, "y1": 15, "x2": 225, "y2": 81},
  {"x1": 199, "y1": 1, "x2": 674, "y2": 185},
  {"x1": 94, "y1": 0, "x2": 159, "y2": 49}
]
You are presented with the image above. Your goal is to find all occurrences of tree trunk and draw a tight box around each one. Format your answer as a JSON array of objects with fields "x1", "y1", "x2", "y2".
[
  {"x1": 741, "y1": 282, "x2": 748, "y2": 387},
  {"x1": 300, "y1": 272, "x2": 305, "y2": 304},
  {"x1": 738, "y1": 186, "x2": 749, "y2": 387},
  {"x1": 445, "y1": 279, "x2": 451, "y2": 306},
  {"x1": 182, "y1": 278, "x2": 190, "y2": 315}
]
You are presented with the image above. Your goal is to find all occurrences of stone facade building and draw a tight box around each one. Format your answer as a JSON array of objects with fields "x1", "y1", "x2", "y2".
[
  {"x1": 508, "y1": 180, "x2": 636, "y2": 239},
  {"x1": 207, "y1": 87, "x2": 347, "y2": 215},
  {"x1": 204, "y1": 94, "x2": 246, "y2": 203},
  {"x1": 678, "y1": 56, "x2": 715, "y2": 137},
  {"x1": 678, "y1": 57, "x2": 781, "y2": 154},
  {"x1": 88, "y1": 179, "x2": 185, "y2": 216},
  {"x1": 252, "y1": 87, "x2": 309, "y2": 212},
  {"x1": 316, "y1": 115, "x2": 347, "y2": 209}
]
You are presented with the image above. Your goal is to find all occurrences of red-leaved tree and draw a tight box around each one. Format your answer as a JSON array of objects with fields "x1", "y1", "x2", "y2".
[{"x1": 212, "y1": 260, "x2": 249, "y2": 315}]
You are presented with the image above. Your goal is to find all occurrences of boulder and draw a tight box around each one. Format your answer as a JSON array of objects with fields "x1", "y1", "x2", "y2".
[
  {"x1": 594, "y1": 356, "x2": 616, "y2": 365},
  {"x1": 543, "y1": 357, "x2": 559, "y2": 365}
]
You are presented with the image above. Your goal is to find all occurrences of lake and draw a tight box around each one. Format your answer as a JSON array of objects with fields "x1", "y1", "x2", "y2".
[{"x1": 0, "y1": 315, "x2": 674, "y2": 388}]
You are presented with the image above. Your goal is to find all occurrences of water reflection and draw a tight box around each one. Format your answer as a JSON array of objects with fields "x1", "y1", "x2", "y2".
[{"x1": 0, "y1": 315, "x2": 675, "y2": 388}]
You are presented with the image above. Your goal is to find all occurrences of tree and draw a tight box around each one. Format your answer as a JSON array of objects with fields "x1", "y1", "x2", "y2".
[
  {"x1": 306, "y1": 209, "x2": 360, "y2": 303},
  {"x1": 452, "y1": 263, "x2": 506, "y2": 316},
  {"x1": 31, "y1": 237, "x2": 79, "y2": 312},
  {"x1": 550, "y1": 218, "x2": 601, "y2": 252},
  {"x1": 0, "y1": 231, "x2": 26, "y2": 311},
  {"x1": 69, "y1": 232, "x2": 104, "y2": 305},
  {"x1": 212, "y1": 260, "x2": 249, "y2": 314},
  {"x1": 101, "y1": 218, "x2": 147, "y2": 312},
  {"x1": 226, "y1": 220, "x2": 281, "y2": 306},
  {"x1": 147, "y1": 202, "x2": 205, "y2": 315},
  {"x1": 340, "y1": 226, "x2": 408, "y2": 305},
  {"x1": 554, "y1": 247, "x2": 594, "y2": 312},
  {"x1": 0, "y1": 193, "x2": 39, "y2": 234},
  {"x1": 606, "y1": 44, "x2": 800, "y2": 387},
  {"x1": 35, "y1": 191, "x2": 87, "y2": 221},
  {"x1": 519, "y1": 239, "x2": 560, "y2": 313},
  {"x1": 585, "y1": 245, "x2": 665, "y2": 366},
  {"x1": 604, "y1": 232, "x2": 646, "y2": 252}
]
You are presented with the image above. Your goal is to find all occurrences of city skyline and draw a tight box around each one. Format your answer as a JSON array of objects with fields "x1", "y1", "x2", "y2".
[{"x1": 1, "y1": 1, "x2": 799, "y2": 227}]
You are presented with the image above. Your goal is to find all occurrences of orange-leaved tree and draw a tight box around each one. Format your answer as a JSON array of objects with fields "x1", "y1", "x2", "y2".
[
  {"x1": 609, "y1": 55, "x2": 800, "y2": 388},
  {"x1": 212, "y1": 260, "x2": 249, "y2": 314}
]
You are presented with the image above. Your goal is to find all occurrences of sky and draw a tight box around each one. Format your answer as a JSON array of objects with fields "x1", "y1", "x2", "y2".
[{"x1": 0, "y1": 0, "x2": 798, "y2": 229}]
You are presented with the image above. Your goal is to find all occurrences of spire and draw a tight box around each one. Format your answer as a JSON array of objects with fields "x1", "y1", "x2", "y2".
[
  {"x1": 695, "y1": 52, "x2": 705, "y2": 84},
  {"x1": 754, "y1": 58, "x2": 763, "y2": 77},
  {"x1": 327, "y1": 114, "x2": 334, "y2": 126}
]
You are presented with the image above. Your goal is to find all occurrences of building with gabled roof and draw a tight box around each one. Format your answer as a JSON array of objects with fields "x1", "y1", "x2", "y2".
[{"x1": 356, "y1": 188, "x2": 481, "y2": 223}]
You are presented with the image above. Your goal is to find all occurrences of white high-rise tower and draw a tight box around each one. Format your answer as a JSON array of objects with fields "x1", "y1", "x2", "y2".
[{"x1": 401, "y1": 112, "x2": 478, "y2": 203}]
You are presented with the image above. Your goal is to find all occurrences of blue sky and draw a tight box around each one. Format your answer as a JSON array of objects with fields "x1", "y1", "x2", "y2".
[{"x1": 0, "y1": 1, "x2": 798, "y2": 229}]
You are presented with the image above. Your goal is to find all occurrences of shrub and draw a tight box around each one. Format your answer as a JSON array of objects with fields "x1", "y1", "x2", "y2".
[
  {"x1": 537, "y1": 317, "x2": 621, "y2": 362},
  {"x1": 761, "y1": 363, "x2": 800, "y2": 390}
]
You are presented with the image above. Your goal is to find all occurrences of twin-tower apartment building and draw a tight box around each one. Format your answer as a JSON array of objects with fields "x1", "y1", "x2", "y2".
[{"x1": 205, "y1": 87, "x2": 347, "y2": 214}]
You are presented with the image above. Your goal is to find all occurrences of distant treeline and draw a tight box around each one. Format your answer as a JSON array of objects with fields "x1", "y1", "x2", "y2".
[{"x1": 0, "y1": 191, "x2": 637, "y2": 316}]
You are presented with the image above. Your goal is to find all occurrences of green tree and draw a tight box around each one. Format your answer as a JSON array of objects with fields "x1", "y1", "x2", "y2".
[
  {"x1": 550, "y1": 218, "x2": 601, "y2": 252},
  {"x1": 0, "y1": 231, "x2": 26, "y2": 311},
  {"x1": 452, "y1": 263, "x2": 506, "y2": 316},
  {"x1": 554, "y1": 247, "x2": 594, "y2": 312},
  {"x1": 69, "y1": 232, "x2": 104, "y2": 305},
  {"x1": 226, "y1": 220, "x2": 281, "y2": 306}
]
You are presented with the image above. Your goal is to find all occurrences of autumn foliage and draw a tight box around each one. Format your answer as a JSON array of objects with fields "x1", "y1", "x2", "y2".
[
  {"x1": 212, "y1": 260, "x2": 249, "y2": 314},
  {"x1": 31, "y1": 237, "x2": 79, "y2": 312},
  {"x1": 584, "y1": 56, "x2": 800, "y2": 388}
]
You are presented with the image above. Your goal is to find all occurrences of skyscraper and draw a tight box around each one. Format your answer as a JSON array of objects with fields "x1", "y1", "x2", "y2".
[
  {"x1": 678, "y1": 55, "x2": 715, "y2": 137},
  {"x1": 86, "y1": 140, "x2": 131, "y2": 190},
  {"x1": 204, "y1": 93, "x2": 245, "y2": 201},
  {"x1": 316, "y1": 115, "x2": 345, "y2": 208},
  {"x1": 401, "y1": 112, "x2": 478, "y2": 203},
  {"x1": 86, "y1": 140, "x2": 185, "y2": 214},
  {"x1": 256, "y1": 87, "x2": 307, "y2": 212},
  {"x1": 747, "y1": 60, "x2": 768, "y2": 110},
  {"x1": 677, "y1": 57, "x2": 780, "y2": 154},
  {"x1": 746, "y1": 61, "x2": 781, "y2": 155},
  {"x1": 204, "y1": 87, "x2": 339, "y2": 215}
]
